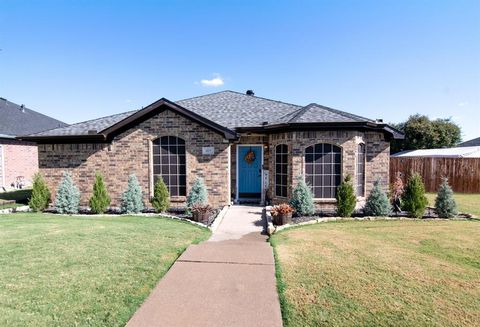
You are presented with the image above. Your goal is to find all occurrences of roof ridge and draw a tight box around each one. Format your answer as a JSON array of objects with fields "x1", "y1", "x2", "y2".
[
  {"x1": 221, "y1": 90, "x2": 303, "y2": 109},
  {"x1": 0, "y1": 99, "x2": 67, "y2": 125},
  {"x1": 287, "y1": 105, "x2": 310, "y2": 123},
  {"x1": 308, "y1": 103, "x2": 374, "y2": 122}
]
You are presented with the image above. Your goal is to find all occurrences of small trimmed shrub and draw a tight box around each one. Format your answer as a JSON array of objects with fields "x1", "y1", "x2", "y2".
[
  {"x1": 151, "y1": 178, "x2": 170, "y2": 213},
  {"x1": 402, "y1": 173, "x2": 428, "y2": 218},
  {"x1": 55, "y1": 171, "x2": 80, "y2": 214},
  {"x1": 29, "y1": 172, "x2": 51, "y2": 212},
  {"x1": 121, "y1": 174, "x2": 144, "y2": 214},
  {"x1": 289, "y1": 176, "x2": 315, "y2": 216},
  {"x1": 435, "y1": 178, "x2": 458, "y2": 218},
  {"x1": 187, "y1": 178, "x2": 208, "y2": 210},
  {"x1": 89, "y1": 172, "x2": 111, "y2": 214},
  {"x1": 336, "y1": 175, "x2": 356, "y2": 217},
  {"x1": 391, "y1": 173, "x2": 404, "y2": 213},
  {"x1": 364, "y1": 179, "x2": 391, "y2": 216}
]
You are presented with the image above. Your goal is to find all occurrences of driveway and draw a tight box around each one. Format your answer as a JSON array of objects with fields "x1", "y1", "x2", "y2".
[{"x1": 126, "y1": 205, "x2": 282, "y2": 327}]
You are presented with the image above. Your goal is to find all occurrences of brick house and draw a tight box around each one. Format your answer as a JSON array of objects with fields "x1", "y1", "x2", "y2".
[
  {"x1": 20, "y1": 91, "x2": 403, "y2": 210},
  {"x1": 0, "y1": 98, "x2": 67, "y2": 190}
]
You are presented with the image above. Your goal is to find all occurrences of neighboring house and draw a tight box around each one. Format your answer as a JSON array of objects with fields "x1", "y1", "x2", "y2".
[
  {"x1": 20, "y1": 90, "x2": 403, "y2": 209},
  {"x1": 0, "y1": 97, "x2": 67, "y2": 190},
  {"x1": 457, "y1": 137, "x2": 480, "y2": 147}
]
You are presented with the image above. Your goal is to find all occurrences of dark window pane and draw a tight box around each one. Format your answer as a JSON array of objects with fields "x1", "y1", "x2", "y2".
[
  {"x1": 179, "y1": 186, "x2": 186, "y2": 196},
  {"x1": 281, "y1": 164, "x2": 287, "y2": 174},
  {"x1": 305, "y1": 153, "x2": 313, "y2": 163},
  {"x1": 179, "y1": 165, "x2": 186, "y2": 175},
  {"x1": 153, "y1": 166, "x2": 161, "y2": 174},
  {"x1": 314, "y1": 175, "x2": 322, "y2": 186},
  {"x1": 324, "y1": 187, "x2": 332, "y2": 198},
  {"x1": 153, "y1": 145, "x2": 161, "y2": 155},
  {"x1": 179, "y1": 175, "x2": 186, "y2": 186},
  {"x1": 315, "y1": 144, "x2": 322, "y2": 153},
  {"x1": 324, "y1": 144, "x2": 332, "y2": 153},
  {"x1": 170, "y1": 156, "x2": 177, "y2": 165},
  {"x1": 305, "y1": 163, "x2": 313, "y2": 174}
]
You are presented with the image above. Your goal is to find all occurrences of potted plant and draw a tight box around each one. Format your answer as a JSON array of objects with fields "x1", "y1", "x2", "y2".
[
  {"x1": 191, "y1": 203, "x2": 213, "y2": 223},
  {"x1": 271, "y1": 203, "x2": 294, "y2": 225}
]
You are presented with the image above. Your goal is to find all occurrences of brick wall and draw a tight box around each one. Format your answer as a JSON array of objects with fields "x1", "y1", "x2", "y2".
[
  {"x1": 267, "y1": 130, "x2": 390, "y2": 210},
  {"x1": 0, "y1": 139, "x2": 38, "y2": 188},
  {"x1": 38, "y1": 109, "x2": 230, "y2": 209}
]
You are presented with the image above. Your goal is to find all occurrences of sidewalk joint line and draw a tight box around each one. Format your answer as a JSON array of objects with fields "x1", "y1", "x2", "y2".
[{"x1": 177, "y1": 259, "x2": 274, "y2": 266}]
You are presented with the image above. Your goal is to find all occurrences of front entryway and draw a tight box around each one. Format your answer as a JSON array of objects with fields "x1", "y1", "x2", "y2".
[{"x1": 237, "y1": 145, "x2": 263, "y2": 202}]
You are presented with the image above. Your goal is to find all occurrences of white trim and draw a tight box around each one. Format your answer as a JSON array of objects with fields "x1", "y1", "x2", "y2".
[
  {"x1": 0, "y1": 145, "x2": 4, "y2": 188},
  {"x1": 235, "y1": 144, "x2": 264, "y2": 204},
  {"x1": 227, "y1": 144, "x2": 231, "y2": 204}
]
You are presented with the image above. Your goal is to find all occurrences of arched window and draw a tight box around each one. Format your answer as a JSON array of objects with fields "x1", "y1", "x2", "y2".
[
  {"x1": 356, "y1": 143, "x2": 366, "y2": 197},
  {"x1": 305, "y1": 144, "x2": 341, "y2": 198},
  {"x1": 152, "y1": 136, "x2": 186, "y2": 196},
  {"x1": 275, "y1": 144, "x2": 288, "y2": 197}
]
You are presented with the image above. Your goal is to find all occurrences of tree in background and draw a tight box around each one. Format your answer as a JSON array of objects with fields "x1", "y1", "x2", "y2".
[
  {"x1": 55, "y1": 171, "x2": 80, "y2": 214},
  {"x1": 29, "y1": 172, "x2": 51, "y2": 212},
  {"x1": 151, "y1": 177, "x2": 170, "y2": 213},
  {"x1": 89, "y1": 172, "x2": 111, "y2": 214},
  {"x1": 435, "y1": 178, "x2": 458, "y2": 218},
  {"x1": 289, "y1": 176, "x2": 315, "y2": 216},
  {"x1": 391, "y1": 114, "x2": 461, "y2": 153},
  {"x1": 402, "y1": 173, "x2": 428, "y2": 218},
  {"x1": 336, "y1": 175, "x2": 357, "y2": 217},
  {"x1": 121, "y1": 174, "x2": 144, "y2": 214}
]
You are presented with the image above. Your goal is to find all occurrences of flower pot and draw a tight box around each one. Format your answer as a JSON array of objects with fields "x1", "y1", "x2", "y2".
[
  {"x1": 273, "y1": 212, "x2": 292, "y2": 225},
  {"x1": 192, "y1": 211, "x2": 210, "y2": 223}
]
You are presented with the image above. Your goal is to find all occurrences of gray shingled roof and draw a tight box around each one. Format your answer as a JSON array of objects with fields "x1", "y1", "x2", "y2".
[
  {"x1": 176, "y1": 90, "x2": 302, "y2": 128},
  {"x1": 458, "y1": 137, "x2": 480, "y2": 147},
  {"x1": 0, "y1": 98, "x2": 67, "y2": 137},
  {"x1": 30, "y1": 110, "x2": 137, "y2": 137},
  {"x1": 25, "y1": 90, "x2": 384, "y2": 138}
]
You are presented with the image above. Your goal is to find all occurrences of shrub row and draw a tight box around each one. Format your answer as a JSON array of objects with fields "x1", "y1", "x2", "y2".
[{"x1": 29, "y1": 171, "x2": 211, "y2": 215}]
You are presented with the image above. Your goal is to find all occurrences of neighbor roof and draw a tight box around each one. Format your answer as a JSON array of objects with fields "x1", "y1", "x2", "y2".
[
  {"x1": 457, "y1": 137, "x2": 480, "y2": 147},
  {"x1": 20, "y1": 90, "x2": 402, "y2": 141},
  {"x1": 0, "y1": 98, "x2": 67, "y2": 138},
  {"x1": 391, "y1": 146, "x2": 480, "y2": 158}
]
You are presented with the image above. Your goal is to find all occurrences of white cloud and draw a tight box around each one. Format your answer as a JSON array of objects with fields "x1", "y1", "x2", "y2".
[
  {"x1": 199, "y1": 74, "x2": 224, "y2": 87},
  {"x1": 458, "y1": 101, "x2": 469, "y2": 107}
]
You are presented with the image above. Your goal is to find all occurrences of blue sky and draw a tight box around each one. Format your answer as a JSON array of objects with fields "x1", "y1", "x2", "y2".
[{"x1": 1, "y1": 0, "x2": 479, "y2": 140}]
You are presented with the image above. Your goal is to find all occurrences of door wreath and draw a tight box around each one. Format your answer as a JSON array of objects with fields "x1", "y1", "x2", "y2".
[{"x1": 244, "y1": 147, "x2": 256, "y2": 165}]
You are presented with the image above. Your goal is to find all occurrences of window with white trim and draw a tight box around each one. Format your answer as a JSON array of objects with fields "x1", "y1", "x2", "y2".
[
  {"x1": 275, "y1": 144, "x2": 288, "y2": 197},
  {"x1": 305, "y1": 144, "x2": 342, "y2": 198},
  {"x1": 152, "y1": 136, "x2": 186, "y2": 196},
  {"x1": 356, "y1": 143, "x2": 366, "y2": 197}
]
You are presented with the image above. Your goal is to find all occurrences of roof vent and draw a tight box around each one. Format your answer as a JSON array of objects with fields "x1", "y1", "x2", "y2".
[
  {"x1": 88, "y1": 129, "x2": 98, "y2": 135},
  {"x1": 20, "y1": 104, "x2": 25, "y2": 112},
  {"x1": 246, "y1": 90, "x2": 255, "y2": 96},
  {"x1": 376, "y1": 119, "x2": 383, "y2": 123},
  {"x1": 262, "y1": 121, "x2": 268, "y2": 126}
]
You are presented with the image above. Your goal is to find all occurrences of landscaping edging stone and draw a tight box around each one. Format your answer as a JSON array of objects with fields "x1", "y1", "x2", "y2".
[
  {"x1": 265, "y1": 206, "x2": 477, "y2": 235},
  {"x1": 0, "y1": 205, "x2": 30, "y2": 214}
]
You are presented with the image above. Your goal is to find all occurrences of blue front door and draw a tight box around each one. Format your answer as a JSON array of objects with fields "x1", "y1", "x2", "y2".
[{"x1": 238, "y1": 145, "x2": 262, "y2": 198}]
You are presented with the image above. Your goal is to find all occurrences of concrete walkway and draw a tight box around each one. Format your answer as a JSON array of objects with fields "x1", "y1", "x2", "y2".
[{"x1": 126, "y1": 205, "x2": 282, "y2": 327}]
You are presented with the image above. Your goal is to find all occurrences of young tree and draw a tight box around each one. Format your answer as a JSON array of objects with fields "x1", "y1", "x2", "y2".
[
  {"x1": 435, "y1": 178, "x2": 458, "y2": 218},
  {"x1": 89, "y1": 172, "x2": 111, "y2": 214},
  {"x1": 121, "y1": 174, "x2": 144, "y2": 214},
  {"x1": 364, "y1": 179, "x2": 391, "y2": 216},
  {"x1": 402, "y1": 173, "x2": 428, "y2": 218},
  {"x1": 336, "y1": 175, "x2": 357, "y2": 217},
  {"x1": 186, "y1": 177, "x2": 208, "y2": 210},
  {"x1": 151, "y1": 177, "x2": 170, "y2": 213},
  {"x1": 391, "y1": 173, "x2": 404, "y2": 213},
  {"x1": 55, "y1": 171, "x2": 80, "y2": 214},
  {"x1": 29, "y1": 172, "x2": 51, "y2": 212},
  {"x1": 289, "y1": 176, "x2": 315, "y2": 216}
]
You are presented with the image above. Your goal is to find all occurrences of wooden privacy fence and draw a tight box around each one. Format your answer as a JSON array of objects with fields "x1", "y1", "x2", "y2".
[{"x1": 390, "y1": 157, "x2": 480, "y2": 193}]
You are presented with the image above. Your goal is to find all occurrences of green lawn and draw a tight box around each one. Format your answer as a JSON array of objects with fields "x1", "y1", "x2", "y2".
[
  {"x1": 0, "y1": 213, "x2": 210, "y2": 326},
  {"x1": 426, "y1": 192, "x2": 480, "y2": 216},
  {"x1": 271, "y1": 220, "x2": 480, "y2": 327}
]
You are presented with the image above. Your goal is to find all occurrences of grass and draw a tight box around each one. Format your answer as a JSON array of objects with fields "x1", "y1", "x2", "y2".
[
  {"x1": 271, "y1": 220, "x2": 480, "y2": 327},
  {"x1": 426, "y1": 192, "x2": 480, "y2": 216},
  {"x1": 0, "y1": 213, "x2": 210, "y2": 326},
  {"x1": 0, "y1": 189, "x2": 32, "y2": 205}
]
